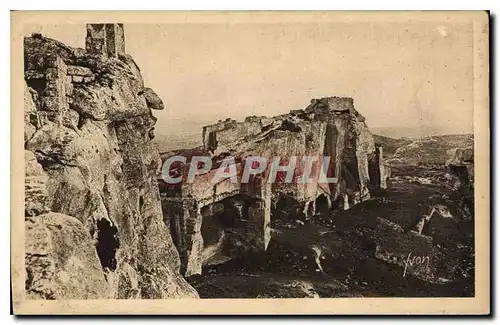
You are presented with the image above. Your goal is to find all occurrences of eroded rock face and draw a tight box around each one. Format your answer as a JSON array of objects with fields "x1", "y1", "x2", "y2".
[
  {"x1": 25, "y1": 150, "x2": 50, "y2": 217},
  {"x1": 160, "y1": 96, "x2": 388, "y2": 276},
  {"x1": 25, "y1": 213, "x2": 109, "y2": 299},
  {"x1": 23, "y1": 29, "x2": 198, "y2": 299}
]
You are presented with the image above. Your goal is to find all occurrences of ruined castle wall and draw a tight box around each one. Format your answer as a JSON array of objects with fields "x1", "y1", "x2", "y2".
[
  {"x1": 24, "y1": 29, "x2": 197, "y2": 299},
  {"x1": 202, "y1": 122, "x2": 226, "y2": 149},
  {"x1": 202, "y1": 119, "x2": 263, "y2": 153},
  {"x1": 214, "y1": 121, "x2": 262, "y2": 152}
]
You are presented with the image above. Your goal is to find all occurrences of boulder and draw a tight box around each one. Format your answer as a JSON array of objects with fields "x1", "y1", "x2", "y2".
[
  {"x1": 143, "y1": 87, "x2": 165, "y2": 110},
  {"x1": 25, "y1": 213, "x2": 109, "y2": 299}
]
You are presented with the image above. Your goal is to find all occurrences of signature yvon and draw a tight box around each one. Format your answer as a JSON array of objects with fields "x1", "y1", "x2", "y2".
[{"x1": 402, "y1": 252, "x2": 431, "y2": 277}]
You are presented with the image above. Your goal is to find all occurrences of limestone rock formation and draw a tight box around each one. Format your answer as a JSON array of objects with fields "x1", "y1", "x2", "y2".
[
  {"x1": 25, "y1": 212, "x2": 109, "y2": 299},
  {"x1": 25, "y1": 150, "x2": 50, "y2": 217},
  {"x1": 23, "y1": 26, "x2": 198, "y2": 299},
  {"x1": 144, "y1": 87, "x2": 165, "y2": 111},
  {"x1": 446, "y1": 147, "x2": 474, "y2": 183},
  {"x1": 384, "y1": 134, "x2": 473, "y2": 166},
  {"x1": 160, "y1": 96, "x2": 388, "y2": 276}
]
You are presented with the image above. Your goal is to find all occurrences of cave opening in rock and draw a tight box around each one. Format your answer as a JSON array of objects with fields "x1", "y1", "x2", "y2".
[
  {"x1": 201, "y1": 203, "x2": 225, "y2": 248},
  {"x1": 26, "y1": 78, "x2": 47, "y2": 95},
  {"x1": 139, "y1": 195, "x2": 144, "y2": 212},
  {"x1": 342, "y1": 160, "x2": 359, "y2": 191},
  {"x1": 200, "y1": 194, "x2": 256, "y2": 265},
  {"x1": 271, "y1": 194, "x2": 302, "y2": 221},
  {"x1": 315, "y1": 193, "x2": 330, "y2": 215},
  {"x1": 95, "y1": 218, "x2": 120, "y2": 271}
]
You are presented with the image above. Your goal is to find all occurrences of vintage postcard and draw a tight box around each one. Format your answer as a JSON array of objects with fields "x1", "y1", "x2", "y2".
[{"x1": 11, "y1": 11, "x2": 490, "y2": 315}]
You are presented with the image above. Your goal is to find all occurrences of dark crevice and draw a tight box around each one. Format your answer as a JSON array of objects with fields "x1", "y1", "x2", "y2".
[
  {"x1": 201, "y1": 204, "x2": 226, "y2": 248},
  {"x1": 77, "y1": 114, "x2": 87, "y2": 129},
  {"x1": 95, "y1": 218, "x2": 120, "y2": 271},
  {"x1": 278, "y1": 119, "x2": 302, "y2": 132},
  {"x1": 35, "y1": 150, "x2": 78, "y2": 169},
  {"x1": 26, "y1": 78, "x2": 47, "y2": 95},
  {"x1": 315, "y1": 194, "x2": 330, "y2": 215}
]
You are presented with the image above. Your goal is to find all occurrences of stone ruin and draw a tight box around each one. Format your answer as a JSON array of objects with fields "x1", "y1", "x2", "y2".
[
  {"x1": 24, "y1": 24, "x2": 198, "y2": 299},
  {"x1": 85, "y1": 24, "x2": 125, "y2": 58},
  {"x1": 159, "y1": 97, "x2": 391, "y2": 276}
]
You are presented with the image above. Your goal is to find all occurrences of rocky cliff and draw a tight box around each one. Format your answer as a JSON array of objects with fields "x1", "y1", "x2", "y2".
[
  {"x1": 383, "y1": 134, "x2": 474, "y2": 166},
  {"x1": 23, "y1": 26, "x2": 198, "y2": 299}
]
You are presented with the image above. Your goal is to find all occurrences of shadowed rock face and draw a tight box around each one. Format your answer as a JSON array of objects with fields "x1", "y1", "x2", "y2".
[
  {"x1": 25, "y1": 212, "x2": 110, "y2": 299},
  {"x1": 24, "y1": 27, "x2": 198, "y2": 299},
  {"x1": 445, "y1": 147, "x2": 474, "y2": 219},
  {"x1": 160, "y1": 96, "x2": 389, "y2": 276}
]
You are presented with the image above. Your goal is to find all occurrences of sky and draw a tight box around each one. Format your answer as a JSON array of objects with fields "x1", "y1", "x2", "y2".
[{"x1": 24, "y1": 20, "x2": 474, "y2": 147}]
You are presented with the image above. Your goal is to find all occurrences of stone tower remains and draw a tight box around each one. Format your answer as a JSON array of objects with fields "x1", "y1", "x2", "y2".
[{"x1": 85, "y1": 23, "x2": 125, "y2": 58}]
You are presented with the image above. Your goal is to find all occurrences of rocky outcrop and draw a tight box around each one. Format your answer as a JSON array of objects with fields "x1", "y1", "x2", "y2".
[
  {"x1": 160, "y1": 97, "x2": 388, "y2": 276},
  {"x1": 446, "y1": 147, "x2": 474, "y2": 183},
  {"x1": 25, "y1": 212, "x2": 109, "y2": 299},
  {"x1": 23, "y1": 26, "x2": 198, "y2": 299},
  {"x1": 373, "y1": 217, "x2": 436, "y2": 281},
  {"x1": 143, "y1": 87, "x2": 165, "y2": 111},
  {"x1": 385, "y1": 134, "x2": 473, "y2": 166},
  {"x1": 445, "y1": 147, "x2": 474, "y2": 219}
]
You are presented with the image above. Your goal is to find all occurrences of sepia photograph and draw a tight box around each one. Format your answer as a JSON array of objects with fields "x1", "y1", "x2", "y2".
[{"x1": 10, "y1": 10, "x2": 490, "y2": 315}]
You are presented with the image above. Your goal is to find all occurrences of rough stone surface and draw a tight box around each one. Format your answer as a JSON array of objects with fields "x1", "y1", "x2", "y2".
[
  {"x1": 67, "y1": 65, "x2": 94, "y2": 77},
  {"x1": 24, "y1": 84, "x2": 38, "y2": 142},
  {"x1": 25, "y1": 213, "x2": 109, "y2": 299},
  {"x1": 24, "y1": 32, "x2": 198, "y2": 299},
  {"x1": 143, "y1": 87, "x2": 165, "y2": 110},
  {"x1": 25, "y1": 150, "x2": 50, "y2": 217},
  {"x1": 373, "y1": 217, "x2": 436, "y2": 281},
  {"x1": 85, "y1": 24, "x2": 125, "y2": 58}
]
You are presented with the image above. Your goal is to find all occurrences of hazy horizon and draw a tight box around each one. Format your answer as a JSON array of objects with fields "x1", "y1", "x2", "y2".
[{"x1": 24, "y1": 21, "x2": 474, "y2": 150}]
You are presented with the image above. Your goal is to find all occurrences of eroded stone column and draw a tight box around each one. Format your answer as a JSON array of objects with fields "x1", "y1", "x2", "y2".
[
  {"x1": 162, "y1": 197, "x2": 204, "y2": 277},
  {"x1": 183, "y1": 204, "x2": 204, "y2": 277},
  {"x1": 246, "y1": 183, "x2": 271, "y2": 250}
]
